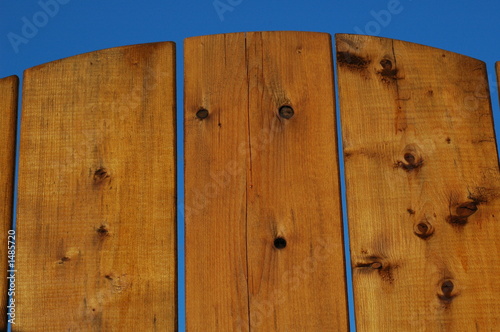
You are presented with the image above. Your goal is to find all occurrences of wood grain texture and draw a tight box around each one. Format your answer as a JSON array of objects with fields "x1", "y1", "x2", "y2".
[
  {"x1": 16, "y1": 43, "x2": 176, "y2": 331},
  {"x1": 184, "y1": 32, "x2": 250, "y2": 332},
  {"x1": 0, "y1": 75, "x2": 18, "y2": 331},
  {"x1": 336, "y1": 34, "x2": 500, "y2": 331},
  {"x1": 185, "y1": 31, "x2": 348, "y2": 331}
]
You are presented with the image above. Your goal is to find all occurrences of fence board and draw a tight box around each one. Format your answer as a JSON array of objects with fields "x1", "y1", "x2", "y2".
[
  {"x1": 336, "y1": 34, "x2": 500, "y2": 331},
  {"x1": 184, "y1": 32, "x2": 250, "y2": 331},
  {"x1": 185, "y1": 31, "x2": 348, "y2": 331},
  {"x1": 16, "y1": 43, "x2": 176, "y2": 331},
  {"x1": 0, "y1": 75, "x2": 18, "y2": 331}
]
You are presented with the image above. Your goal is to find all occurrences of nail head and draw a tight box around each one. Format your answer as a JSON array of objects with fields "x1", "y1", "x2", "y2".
[
  {"x1": 196, "y1": 108, "x2": 209, "y2": 119},
  {"x1": 274, "y1": 237, "x2": 287, "y2": 249},
  {"x1": 279, "y1": 105, "x2": 294, "y2": 119}
]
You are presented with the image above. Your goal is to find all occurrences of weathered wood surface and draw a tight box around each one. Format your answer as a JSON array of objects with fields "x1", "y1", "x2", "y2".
[
  {"x1": 0, "y1": 75, "x2": 18, "y2": 331},
  {"x1": 16, "y1": 43, "x2": 176, "y2": 331},
  {"x1": 185, "y1": 31, "x2": 348, "y2": 331},
  {"x1": 336, "y1": 34, "x2": 500, "y2": 331}
]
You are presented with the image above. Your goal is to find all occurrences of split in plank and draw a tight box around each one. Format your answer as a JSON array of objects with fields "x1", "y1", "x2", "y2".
[{"x1": 185, "y1": 31, "x2": 348, "y2": 331}]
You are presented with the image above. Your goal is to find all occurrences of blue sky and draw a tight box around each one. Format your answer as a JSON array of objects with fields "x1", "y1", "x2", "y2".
[{"x1": 1, "y1": 1, "x2": 500, "y2": 331}]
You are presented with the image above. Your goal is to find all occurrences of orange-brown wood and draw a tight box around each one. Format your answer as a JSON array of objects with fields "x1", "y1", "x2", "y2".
[
  {"x1": 337, "y1": 34, "x2": 500, "y2": 331},
  {"x1": 16, "y1": 43, "x2": 176, "y2": 331},
  {"x1": 185, "y1": 31, "x2": 348, "y2": 331},
  {"x1": 185, "y1": 32, "x2": 250, "y2": 331},
  {"x1": 0, "y1": 75, "x2": 18, "y2": 331}
]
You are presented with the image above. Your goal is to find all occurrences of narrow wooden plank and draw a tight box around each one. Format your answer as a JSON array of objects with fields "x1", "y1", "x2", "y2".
[
  {"x1": 16, "y1": 43, "x2": 176, "y2": 331},
  {"x1": 185, "y1": 31, "x2": 348, "y2": 331},
  {"x1": 185, "y1": 32, "x2": 250, "y2": 332},
  {"x1": 337, "y1": 34, "x2": 500, "y2": 331},
  {"x1": 0, "y1": 75, "x2": 18, "y2": 331}
]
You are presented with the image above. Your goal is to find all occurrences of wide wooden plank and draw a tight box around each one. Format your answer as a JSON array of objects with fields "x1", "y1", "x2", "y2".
[
  {"x1": 0, "y1": 75, "x2": 18, "y2": 331},
  {"x1": 185, "y1": 31, "x2": 348, "y2": 331},
  {"x1": 336, "y1": 34, "x2": 500, "y2": 331},
  {"x1": 16, "y1": 43, "x2": 176, "y2": 331},
  {"x1": 245, "y1": 31, "x2": 348, "y2": 331}
]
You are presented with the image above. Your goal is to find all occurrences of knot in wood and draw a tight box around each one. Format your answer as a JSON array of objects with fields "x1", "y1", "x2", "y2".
[
  {"x1": 380, "y1": 59, "x2": 393, "y2": 69},
  {"x1": 96, "y1": 225, "x2": 109, "y2": 236},
  {"x1": 413, "y1": 219, "x2": 434, "y2": 239},
  {"x1": 438, "y1": 279, "x2": 458, "y2": 303},
  {"x1": 94, "y1": 168, "x2": 110, "y2": 183},
  {"x1": 456, "y1": 202, "x2": 478, "y2": 217},
  {"x1": 396, "y1": 144, "x2": 424, "y2": 172},
  {"x1": 404, "y1": 153, "x2": 415, "y2": 164}
]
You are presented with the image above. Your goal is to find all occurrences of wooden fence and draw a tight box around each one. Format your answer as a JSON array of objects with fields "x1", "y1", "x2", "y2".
[{"x1": 0, "y1": 31, "x2": 499, "y2": 331}]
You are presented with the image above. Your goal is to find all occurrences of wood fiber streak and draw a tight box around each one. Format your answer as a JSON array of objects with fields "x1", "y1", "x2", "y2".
[
  {"x1": 337, "y1": 34, "x2": 500, "y2": 331},
  {"x1": 16, "y1": 43, "x2": 176, "y2": 331},
  {"x1": 0, "y1": 76, "x2": 18, "y2": 331},
  {"x1": 185, "y1": 31, "x2": 348, "y2": 331}
]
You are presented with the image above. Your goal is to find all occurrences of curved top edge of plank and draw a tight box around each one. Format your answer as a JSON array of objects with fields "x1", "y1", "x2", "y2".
[
  {"x1": 23, "y1": 41, "x2": 175, "y2": 75},
  {"x1": 184, "y1": 30, "x2": 331, "y2": 42},
  {"x1": 335, "y1": 33, "x2": 484, "y2": 64},
  {"x1": 0, "y1": 75, "x2": 19, "y2": 84}
]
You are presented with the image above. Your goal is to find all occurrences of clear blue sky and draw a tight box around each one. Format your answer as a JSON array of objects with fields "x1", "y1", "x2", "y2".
[{"x1": 1, "y1": 1, "x2": 499, "y2": 331}]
